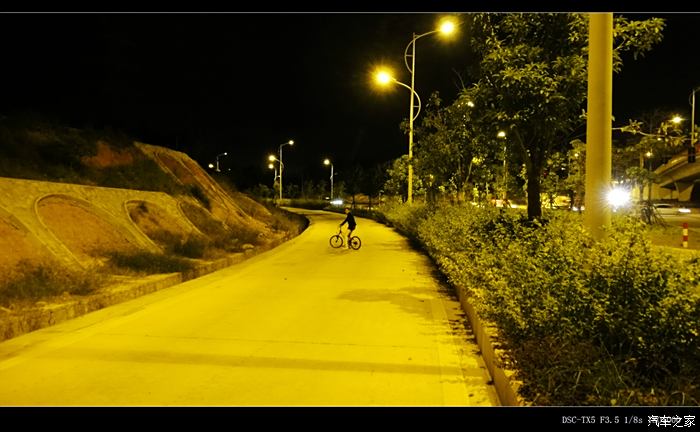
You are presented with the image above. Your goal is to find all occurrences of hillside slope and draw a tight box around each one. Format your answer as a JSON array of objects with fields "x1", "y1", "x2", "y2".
[{"x1": 0, "y1": 118, "x2": 306, "y2": 314}]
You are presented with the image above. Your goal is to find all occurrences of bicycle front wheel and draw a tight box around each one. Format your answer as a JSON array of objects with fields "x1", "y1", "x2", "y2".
[
  {"x1": 330, "y1": 235, "x2": 344, "y2": 248},
  {"x1": 349, "y1": 236, "x2": 361, "y2": 250}
]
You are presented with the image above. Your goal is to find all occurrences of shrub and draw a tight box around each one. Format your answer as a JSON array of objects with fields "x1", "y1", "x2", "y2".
[
  {"x1": 106, "y1": 251, "x2": 195, "y2": 274},
  {"x1": 377, "y1": 203, "x2": 700, "y2": 406},
  {"x1": 0, "y1": 259, "x2": 104, "y2": 306}
]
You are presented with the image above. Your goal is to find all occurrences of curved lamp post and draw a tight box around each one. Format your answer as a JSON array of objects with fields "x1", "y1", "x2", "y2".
[
  {"x1": 324, "y1": 158, "x2": 334, "y2": 200},
  {"x1": 215, "y1": 152, "x2": 228, "y2": 172},
  {"x1": 268, "y1": 162, "x2": 279, "y2": 192},
  {"x1": 268, "y1": 154, "x2": 284, "y2": 201},
  {"x1": 277, "y1": 140, "x2": 294, "y2": 201},
  {"x1": 374, "y1": 17, "x2": 457, "y2": 204}
]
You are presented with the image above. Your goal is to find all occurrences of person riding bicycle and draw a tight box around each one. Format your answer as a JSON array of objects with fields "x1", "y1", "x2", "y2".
[{"x1": 339, "y1": 207, "x2": 356, "y2": 248}]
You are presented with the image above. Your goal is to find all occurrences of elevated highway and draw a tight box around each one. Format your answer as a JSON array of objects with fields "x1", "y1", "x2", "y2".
[{"x1": 651, "y1": 144, "x2": 700, "y2": 202}]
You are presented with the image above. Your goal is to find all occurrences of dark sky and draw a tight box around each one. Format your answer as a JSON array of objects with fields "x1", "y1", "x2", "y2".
[{"x1": 1, "y1": 11, "x2": 699, "y2": 189}]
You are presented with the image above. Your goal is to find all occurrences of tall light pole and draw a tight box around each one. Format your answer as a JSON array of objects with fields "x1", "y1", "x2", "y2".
[
  {"x1": 268, "y1": 162, "x2": 278, "y2": 192},
  {"x1": 324, "y1": 158, "x2": 334, "y2": 200},
  {"x1": 374, "y1": 17, "x2": 457, "y2": 204},
  {"x1": 278, "y1": 140, "x2": 294, "y2": 201},
  {"x1": 497, "y1": 131, "x2": 507, "y2": 200},
  {"x1": 215, "y1": 152, "x2": 227, "y2": 172},
  {"x1": 583, "y1": 13, "x2": 613, "y2": 241},
  {"x1": 403, "y1": 19, "x2": 457, "y2": 204},
  {"x1": 690, "y1": 86, "x2": 699, "y2": 151},
  {"x1": 269, "y1": 155, "x2": 284, "y2": 202}
]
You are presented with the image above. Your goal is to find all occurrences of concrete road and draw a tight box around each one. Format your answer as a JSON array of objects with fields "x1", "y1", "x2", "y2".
[{"x1": 0, "y1": 209, "x2": 498, "y2": 406}]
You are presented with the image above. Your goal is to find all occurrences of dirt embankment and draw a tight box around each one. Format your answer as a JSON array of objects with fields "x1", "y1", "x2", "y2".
[{"x1": 0, "y1": 136, "x2": 305, "y2": 307}]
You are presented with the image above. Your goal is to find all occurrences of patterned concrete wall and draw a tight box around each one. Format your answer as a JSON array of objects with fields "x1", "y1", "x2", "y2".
[{"x1": 0, "y1": 177, "x2": 200, "y2": 269}]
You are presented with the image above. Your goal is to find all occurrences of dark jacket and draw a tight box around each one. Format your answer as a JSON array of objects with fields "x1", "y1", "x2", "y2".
[{"x1": 340, "y1": 212, "x2": 356, "y2": 230}]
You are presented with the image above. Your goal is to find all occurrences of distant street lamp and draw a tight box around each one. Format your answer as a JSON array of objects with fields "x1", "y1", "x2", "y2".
[
  {"x1": 324, "y1": 158, "x2": 334, "y2": 200},
  {"x1": 268, "y1": 162, "x2": 278, "y2": 192},
  {"x1": 690, "y1": 86, "x2": 699, "y2": 150},
  {"x1": 497, "y1": 131, "x2": 508, "y2": 200},
  {"x1": 268, "y1": 154, "x2": 284, "y2": 201},
  {"x1": 373, "y1": 16, "x2": 457, "y2": 204},
  {"x1": 215, "y1": 152, "x2": 228, "y2": 172},
  {"x1": 278, "y1": 140, "x2": 294, "y2": 201}
]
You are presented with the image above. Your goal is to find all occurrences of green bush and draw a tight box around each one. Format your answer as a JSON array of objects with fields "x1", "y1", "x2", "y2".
[
  {"x1": 0, "y1": 260, "x2": 104, "y2": 306},
  {"x1": 378, "y1": 203, "x2": 700, "y2": 406},
  {"x1": 106, "y1": 251, "x2": 195, "y2": 274}
]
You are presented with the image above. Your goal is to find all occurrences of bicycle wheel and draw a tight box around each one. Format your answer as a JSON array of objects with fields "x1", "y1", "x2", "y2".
[
  {"x1": 349, "y1": 236, "x2": 362, "y2": 250},
  {"x1": 329, "y1": 235, "x2": 344, "y2": 248}
]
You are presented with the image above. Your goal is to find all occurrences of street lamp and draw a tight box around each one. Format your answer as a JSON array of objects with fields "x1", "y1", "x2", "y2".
[
  {"x1": 268, "y1": 154, "x2": 284, "y2": 201},
  {"x1": 268, "y1": 162, "x2": 278, "y2": 191},
  {"x1": 278, "y1": 140, "x2": 294, "y2": 201},
  {"x1": 690, "y1": 86, "x2": 699, "y2": 149},
  {"x1": 374, "y1": 16, "x2": 457, "y2": 204},
  {"x1": 215, "y1": 152, "x2": 228, "y2": 172},
  {"x1": 324, "y1": 158, "x2": 334, "y2": 200},
  {"x1": 497, "y1": 131, "x2": 507, "y2": 200}
]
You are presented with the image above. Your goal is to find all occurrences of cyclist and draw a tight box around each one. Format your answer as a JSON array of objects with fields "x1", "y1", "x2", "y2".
[{"x1": 339, "y1": 207, "x2": 357, "y2": 248}]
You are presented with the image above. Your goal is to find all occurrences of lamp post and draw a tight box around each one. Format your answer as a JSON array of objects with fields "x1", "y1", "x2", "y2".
[
  {"x1": 497, "y1": 131, "x2": 507, "y2": 200},
  {"x1": 268, "y1": 155, "x2": 284, "y2": 202},
  {"x1": 324, "y1": 158, "x2": 334, "y2": 200},
  {"x1": 268, "y1": 162, "x2": 278, "y2": 192},
  {"x1": 215, "y1": 152, "x2": 227, "y2": 172},
  {"x1": 403, "y1": 19, "x2": 457, "y2": 204},
  {"x1": 690, "y1": 86, "x2": 699, "y2": 149},
  {"x1": 374, "y1": 17, "x2": 457, "y2": 204},
  {"x1": 278, "y1": 140, "x2": 294, "y2": 201}
]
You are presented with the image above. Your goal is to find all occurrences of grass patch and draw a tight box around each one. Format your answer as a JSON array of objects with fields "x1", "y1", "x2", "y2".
[
  {"x1": 181, "y1": 201, "x2": 262, "y2": 251},
  {"x1": 106, "y1": 251, "x2": 195, "y2": 274},
  {"x1": 0, "y1": 259, "x2": 105, "y2": 306}
]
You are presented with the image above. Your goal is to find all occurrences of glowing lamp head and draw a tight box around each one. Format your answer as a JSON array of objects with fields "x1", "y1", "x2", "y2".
[
  {"x1": 375, "y1": 70, "x2": 393, "y2": 86},
  {"x1": 439, "y1": 19, "x2": 456, "y2": 35}
]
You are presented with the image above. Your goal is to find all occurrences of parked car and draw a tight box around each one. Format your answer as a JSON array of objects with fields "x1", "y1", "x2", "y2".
[{"x1": 653, "y1": 203, "x2": 691, "y2": 215}]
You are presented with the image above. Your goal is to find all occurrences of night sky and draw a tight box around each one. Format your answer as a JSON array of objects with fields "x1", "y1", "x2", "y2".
[{"x1": 1, "y1": 11, "x2": 699, "y2": 190}]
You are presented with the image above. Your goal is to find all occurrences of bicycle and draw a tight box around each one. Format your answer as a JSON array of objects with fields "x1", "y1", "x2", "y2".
[{"x1": 329, "y1": 228, "x2": 362, "y2": 250}]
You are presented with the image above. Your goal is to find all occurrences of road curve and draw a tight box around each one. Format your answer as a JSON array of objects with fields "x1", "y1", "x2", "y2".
[{"x1": 0, "y1": 209, "x2": 498, "y2": 406}]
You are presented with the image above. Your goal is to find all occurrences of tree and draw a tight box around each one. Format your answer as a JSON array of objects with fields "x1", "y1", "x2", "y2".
[
  {"x1": 412, "y1": 90, "x2": 501, "y2": 204},
  {"x1": 465, "y1": 13, "x2": 665, "y2": 219},
  {"x1": 617, "y1": 113, "x2": 689, "y2": 201},
  {"x1": 362, "y1": 163, "x2": 387, "y2": 210},
  {"x1": 384, "y1": 155, "x2": 425, "y2": 202}
]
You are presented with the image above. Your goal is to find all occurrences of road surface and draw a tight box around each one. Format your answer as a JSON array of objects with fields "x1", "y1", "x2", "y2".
[{"x1": 0, "y1": 209, "x2": 498, "y2": 406}]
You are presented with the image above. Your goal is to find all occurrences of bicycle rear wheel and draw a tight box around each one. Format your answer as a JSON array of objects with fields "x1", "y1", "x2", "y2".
[
  {"x1": 349, "y1": 236, "x2": 361, "y2": 250},
  {"x1": 329, "y1": 235, "x2": 344, "y2": 248}
]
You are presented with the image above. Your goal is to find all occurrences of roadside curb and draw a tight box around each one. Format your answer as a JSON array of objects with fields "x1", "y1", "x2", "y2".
[
  {"x1": 368, "y1": 216, "x2": 526, "y2": 406},
  {"x1": 454, "y1": 286, "x2": 526, "y2": 406},
  {"x1": 0, "y1": 234, "x2": 295, "y2": 343}
]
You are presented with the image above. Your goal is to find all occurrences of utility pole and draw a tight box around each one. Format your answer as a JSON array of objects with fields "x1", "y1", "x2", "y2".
[{"x1": 583, "y1": 13, "x2": 613, "y2": 241}]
